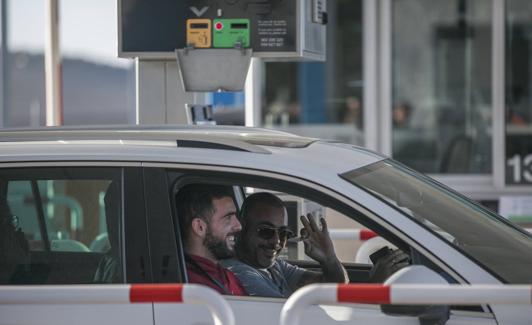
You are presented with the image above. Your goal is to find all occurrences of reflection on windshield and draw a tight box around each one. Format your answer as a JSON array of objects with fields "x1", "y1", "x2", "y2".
[{"x1": 341, "y1": 160, "x2": 532, "y2": 284}]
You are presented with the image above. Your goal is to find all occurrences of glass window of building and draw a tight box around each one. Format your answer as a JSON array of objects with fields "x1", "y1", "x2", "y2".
[
  {"x1": 505, "y1": 0, "x2": 532, "y2": 186},
  {"x1": 392, "y1": 0, "x2": 492, "y2": 174},
  {"x1": 263, "y1": 0, "x2": 364, "y2": 146}
]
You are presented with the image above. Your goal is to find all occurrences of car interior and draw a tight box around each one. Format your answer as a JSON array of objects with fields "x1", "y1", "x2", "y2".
[
  {"x1": 0, "y1": 168, "x2": 122, "y2": 285},
  {"x1": 169, "y1": 177, "x2": 415, "y2": 289}
]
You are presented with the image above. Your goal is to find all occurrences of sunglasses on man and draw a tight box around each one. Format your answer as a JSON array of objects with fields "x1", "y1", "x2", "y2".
[{"x1": 256, "y1": 225, "x2": 294, "y2": 241}]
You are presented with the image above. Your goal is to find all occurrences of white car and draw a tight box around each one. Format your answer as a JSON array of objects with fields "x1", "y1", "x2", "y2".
[{"x1": 0, "y1": 126, "x2": 531, "y2": 325}]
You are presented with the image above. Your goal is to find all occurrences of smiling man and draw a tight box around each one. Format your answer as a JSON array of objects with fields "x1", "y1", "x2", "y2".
[
  {"x1": 176, "y1": 184, "x2": 247, "y2": 295},
  {"x1": 222, "y1": 192, "x2": 348, "y2": 298}
]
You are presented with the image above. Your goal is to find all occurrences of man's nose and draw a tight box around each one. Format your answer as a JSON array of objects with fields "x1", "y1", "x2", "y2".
[
  {"x1": 268, "y1": 231, "x2": 281, "y2": 248},
  {"x1": 231, "y1": 215, "x2": 242, "y2": 231}
]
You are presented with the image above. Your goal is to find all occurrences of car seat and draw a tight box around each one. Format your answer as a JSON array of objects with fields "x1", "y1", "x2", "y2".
[{"x1": 93, "y1": 181, "x2": 122, "y2": 283}]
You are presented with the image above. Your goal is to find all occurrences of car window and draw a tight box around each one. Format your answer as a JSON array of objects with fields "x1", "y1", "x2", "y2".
[
  {"x1": 341, "y1": 159, "x2": 532, "y2": 284},
  {"x1": 0, "y1": 167, "x2": 123, "y2": 285}
]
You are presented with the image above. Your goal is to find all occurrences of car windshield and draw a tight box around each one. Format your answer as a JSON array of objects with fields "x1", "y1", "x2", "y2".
[{"x1": 341, "y1": 160, "x2": 532, "y2": 284}]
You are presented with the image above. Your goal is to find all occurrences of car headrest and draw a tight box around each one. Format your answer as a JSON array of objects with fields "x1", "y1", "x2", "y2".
[{"x1": 103, "y1": 181, "x2": 120, "y2": 254}]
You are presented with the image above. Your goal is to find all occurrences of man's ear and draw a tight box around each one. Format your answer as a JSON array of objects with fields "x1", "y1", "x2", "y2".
[{"x1": 191, "y1": 218, "x2": 207, "y2": 237}]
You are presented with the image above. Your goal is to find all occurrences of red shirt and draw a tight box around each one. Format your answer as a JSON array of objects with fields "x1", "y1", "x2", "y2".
[{"x1": 186, "y1": 254, "x2": 247, "y2": 296}]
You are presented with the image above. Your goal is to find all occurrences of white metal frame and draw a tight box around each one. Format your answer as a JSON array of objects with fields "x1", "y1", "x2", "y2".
[
  {"x1": 492, "y1": 0, "x2": 507, "y2": 191},
  {"x1": 378, "y1": 0, "x2": 393, "y2": 156},
  {"x1": 245, "y1": 58, "x2": 263, "y2": 127},
  {"x1": 362, "y1": 0, "x2": 379, "y2": 152}
]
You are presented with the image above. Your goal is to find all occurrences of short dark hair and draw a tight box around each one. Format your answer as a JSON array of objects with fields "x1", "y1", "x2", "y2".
[
  {"x1": 176, "y1": 184, "x2": 234, "y2": 242},
  {"x1": 239, "y1": 192, "x2": 285, "y2": 230}
]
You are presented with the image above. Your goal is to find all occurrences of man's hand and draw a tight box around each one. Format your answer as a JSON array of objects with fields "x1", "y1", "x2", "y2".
[
  {"x1": 297, "y1": 214, "x2": 348, "y2": 285},
  {"x1": 300, "y1": 214, "x2": 336, "y2": 264},
  {"x1": 369, "y1": 249, "x2": 410, "y2": 283}
]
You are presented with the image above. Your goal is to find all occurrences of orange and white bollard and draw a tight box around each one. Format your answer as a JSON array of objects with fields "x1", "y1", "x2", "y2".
[
  {"x1": 0, "y1": 284, "x2": 235, "y2": 325},
  {"x1": 280, "y1": 283, "x2": 532, "y2": 325}
]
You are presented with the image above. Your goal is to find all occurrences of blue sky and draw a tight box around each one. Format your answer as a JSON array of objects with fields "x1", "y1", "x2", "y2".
[{"x1": 8, "y1": 0, "x2": 132, "y2": 67}]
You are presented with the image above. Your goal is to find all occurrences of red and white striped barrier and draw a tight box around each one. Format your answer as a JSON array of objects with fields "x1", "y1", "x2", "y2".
[
  {"x1": 329, "y1": 228, "x2": 377, "y2": 241},
  {"x1": 0, "y1": 284, "x2": 235, "y2": 325},
  {"x1": 329, "y1": 228, "x2": 532, "y2": 241},
  {"x1": 280, "y1": 283, "x2": 532, "y2": 325}
]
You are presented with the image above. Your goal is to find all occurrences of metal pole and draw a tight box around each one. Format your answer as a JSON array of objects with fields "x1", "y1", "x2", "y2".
[
  {"x1": 379, "y1": 0, "x2": 392, "y2": 156},
  {"x1": 492, "y1": 0, "x2": 505, "y2": 189},
  {"x1": 1, "y1": 0, "x2": 8, "y2": 127},
  {"x1": 245, "y1": 58, "x2": 262, "y2": 127},
  {"x1": 45, "y1": 0, "x2": 62, "y2": 126},
  {"x1": 363, "y1": 0, "x2": 378, "y2": 151}
]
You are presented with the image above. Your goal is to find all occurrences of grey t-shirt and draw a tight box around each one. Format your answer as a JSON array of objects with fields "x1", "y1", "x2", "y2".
[{"x1": 221, "y1": 258, "x2": 307, "y2": 298}]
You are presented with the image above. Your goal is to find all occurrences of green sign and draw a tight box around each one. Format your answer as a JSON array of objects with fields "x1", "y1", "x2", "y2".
[{"x1": 213, "y1": 19, "x2": 250, "y2": 48}]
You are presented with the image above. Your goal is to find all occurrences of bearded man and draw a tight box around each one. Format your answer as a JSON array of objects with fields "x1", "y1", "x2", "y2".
[{"x1": 176, "y1": 184, "x2": 247, "y2": 295}]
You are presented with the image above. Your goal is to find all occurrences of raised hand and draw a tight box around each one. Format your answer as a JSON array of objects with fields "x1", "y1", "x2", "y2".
[{"x1": 300, "y1": 214, "x2": 336, "y2": 264}]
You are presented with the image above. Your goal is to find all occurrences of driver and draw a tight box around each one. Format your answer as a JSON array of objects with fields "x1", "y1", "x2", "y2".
[{"x1": 222, "y1": 192, "x2": 409, "y2": 298}]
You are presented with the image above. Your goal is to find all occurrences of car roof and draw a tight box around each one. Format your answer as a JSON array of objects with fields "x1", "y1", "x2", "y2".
[
  {"x1": 0, "y1": 125, "x2": 315, "y2": 150},
  {"x1": 0, "y1": 125, "x2": 385, "y2": 177}
]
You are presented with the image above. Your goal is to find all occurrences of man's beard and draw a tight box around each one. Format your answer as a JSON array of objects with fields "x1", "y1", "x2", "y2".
[
  {"x1": 235, "y1": 234, "x2": 280, "y2": 269},
  {"x1": 204, "y1": 227, "x2": 235, "y2": 259}
]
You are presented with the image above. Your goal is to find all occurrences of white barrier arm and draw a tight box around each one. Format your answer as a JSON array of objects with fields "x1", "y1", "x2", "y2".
[
  {"x1": 281, "y1": 284, "x2": 338, "y2": 325},
  {"x1": 329, "y1": 228, "x2": 532, "y2": 241},
  {"x1": 280, "y1": 283, "x2": 532, "y2": 325},
  {"x1": 328, "y1": 228, "x2": 377, "y2": 240},
  {"x1": 0, "y1": 284, "x2": 235, "y2": 325},
  {"x1": 181, "y1": 285, "x2": 236, "y2": 325}
]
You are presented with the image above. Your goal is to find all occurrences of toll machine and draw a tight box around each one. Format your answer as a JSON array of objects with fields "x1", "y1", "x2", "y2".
[{"x1": 118, "y1": 0, "x2": 327, "y2": 124}]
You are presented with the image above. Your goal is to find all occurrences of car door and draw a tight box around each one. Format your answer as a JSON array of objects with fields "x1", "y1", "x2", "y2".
[
  {"x1": 0, "y1": 164, "x2": 154, "y2": 325},
  {"x1": 142, "y1": 164, "x2": 497, "y2": 325}
]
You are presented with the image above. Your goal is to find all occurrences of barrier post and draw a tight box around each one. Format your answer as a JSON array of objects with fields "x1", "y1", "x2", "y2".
[
  {"x1": 0, "y1": 284, "x2": 235, "y2": 325},
  {"x1": 280, "y1": 283, "x2": 532, "y2": 325}
]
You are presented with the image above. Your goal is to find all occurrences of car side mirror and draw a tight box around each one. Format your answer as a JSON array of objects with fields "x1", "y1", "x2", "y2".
[{"x1": 381, "y1": 265, "x2": 450, "y2": 325}]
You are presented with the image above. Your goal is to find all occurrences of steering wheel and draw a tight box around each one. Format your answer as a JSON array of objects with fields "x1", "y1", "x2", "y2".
[{"x1": 354, "y1": 237, "x2": 397, "y2": 265}]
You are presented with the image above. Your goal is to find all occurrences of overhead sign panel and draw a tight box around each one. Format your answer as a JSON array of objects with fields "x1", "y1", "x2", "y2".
[{"x1": 118, "y1": 0, "x2": 326, "y2": 61}]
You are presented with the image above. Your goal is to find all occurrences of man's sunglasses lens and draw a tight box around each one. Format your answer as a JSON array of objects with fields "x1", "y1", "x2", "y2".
[
  {"x1": 257, "y1": 227, "x2": 293, "y2": 240},
  {"x1": 279, "y1": 230, "x2": 292, "y2": 241},
  {"x1": 257, "y1": 227, "x2": 276, "y2": 239}
]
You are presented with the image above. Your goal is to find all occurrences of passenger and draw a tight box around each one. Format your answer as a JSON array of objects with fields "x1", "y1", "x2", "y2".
[
  {"x1": 176, "y1": 184, "x2": 247, "y2": 295},
  {"x1": 222, "y1": 192, "x2": 408, "y2": 298}
]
